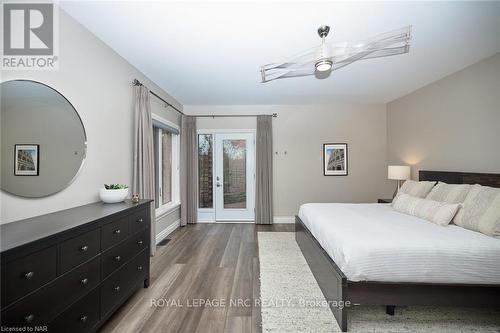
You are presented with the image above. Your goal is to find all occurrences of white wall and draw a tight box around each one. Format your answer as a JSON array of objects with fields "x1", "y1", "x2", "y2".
[
  {"x1": 186, "y1": 104, "x2": 394, "y2": 217},
  {"x1": 387, "y1": 53, "x2": 500, "y2": 179},
  {"x1": 1, "y1": 9, "x2": 182, "y2": 227}
]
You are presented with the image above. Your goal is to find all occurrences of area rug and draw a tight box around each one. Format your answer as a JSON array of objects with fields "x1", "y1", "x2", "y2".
[{"x1": 258, "y1": 232, "x2": 500, "y2": 333}]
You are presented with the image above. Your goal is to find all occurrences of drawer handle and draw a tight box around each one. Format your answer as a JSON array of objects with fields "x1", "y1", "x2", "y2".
[
  {"x1": 137, "y1": 218, "x2": 144, "y2": 223},
  {"x1": 137, "y1": 266, "x2": 143, "y2": 271},
  {"x1": 137, "y1": 240, "x2": 143, "y2": 245},
  {"x1": 114, "y1": 286, "x2": 120, "y2": 292},
  {"x1": 80, "y1": 316, "x2": 88, "y2": 323},
  {"x1": 114, "y1": 229, "x2": 121, "y2": 235},
  {"x1": 25, "y1": 314, "x2": 35, "y2": 323},
  {"x1": 81, "y1": 278, "x2": 89, "y2": 285},
  {"x1": 114, "y1": 255, "x2": 121, "y2": 261},
  {"x1": 80, "y1": 245, "x2": 89, "y2": 252},
  {"x1": 24, "y1": 271, "x2": 35, "y2": 280}
]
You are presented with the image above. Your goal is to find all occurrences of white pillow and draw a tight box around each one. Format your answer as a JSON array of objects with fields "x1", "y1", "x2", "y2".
[
  {"x1": 392, "y1": 193, "x2": 460, "y2": 226},
  {"x1": 399, "y1": 180, "x2": 436, "y2": 198},
  {"x1": 454, "y1": 185, "x2": 500, "y2": 237},
  {"x1": 426, "y1": 182, "x2": 472, "y2": 204}
]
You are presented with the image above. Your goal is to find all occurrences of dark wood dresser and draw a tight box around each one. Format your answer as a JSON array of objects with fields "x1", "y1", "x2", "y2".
[{"x1": 0, "y1": 200, "x2": 152, "y2": 333}]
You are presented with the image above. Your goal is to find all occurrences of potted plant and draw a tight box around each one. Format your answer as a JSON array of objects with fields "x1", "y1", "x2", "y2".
[{"x1": 99, "y1": 184, "x2": 129, "y2": 203}]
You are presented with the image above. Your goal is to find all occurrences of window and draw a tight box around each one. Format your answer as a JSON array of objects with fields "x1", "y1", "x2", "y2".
[
  {"x1": 153, "y1": 117, "x2": 180, "y2": 216},
  {"x1": 198, "y1": 134, "x2": 213, "y2": 208}
]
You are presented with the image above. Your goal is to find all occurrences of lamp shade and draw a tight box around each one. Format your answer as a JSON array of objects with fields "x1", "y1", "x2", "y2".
[{"x1": 388, "y1": 165, "x2": 411, "y2": 180}]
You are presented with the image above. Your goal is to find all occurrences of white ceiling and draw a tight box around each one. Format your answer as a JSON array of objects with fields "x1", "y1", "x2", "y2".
[{"x1": 60, "y1": 1, "x2": 500, "y2": 105}]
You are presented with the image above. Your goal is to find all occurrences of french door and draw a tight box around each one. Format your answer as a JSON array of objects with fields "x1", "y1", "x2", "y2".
[{"x1": 198, "y1": 132, "x2": 255, "y2": 222}]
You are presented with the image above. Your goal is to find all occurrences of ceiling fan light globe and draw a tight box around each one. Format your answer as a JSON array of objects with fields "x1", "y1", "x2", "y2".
[{"x1": 315, "y1": 59, "x2": 332, "y2": 72}]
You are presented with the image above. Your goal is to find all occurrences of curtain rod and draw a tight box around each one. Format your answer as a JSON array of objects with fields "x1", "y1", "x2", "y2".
[
  {"x1": 133, "y1": 79, "x2": 277, "y2": 119},
  {"x1": 194, "y1": 113, "x2": 278, "y2": 118},
  {"x1": 133, "y1": 79, "x2": 185, "y2": 116}
]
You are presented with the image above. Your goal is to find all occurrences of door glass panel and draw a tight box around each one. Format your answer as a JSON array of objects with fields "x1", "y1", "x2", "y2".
[
  {"x1": 223, "y1": 139, "x2": 246, "y2": 209},
  {"x1": 198, "y1": 134, "x2": 213, "y2": 208}
]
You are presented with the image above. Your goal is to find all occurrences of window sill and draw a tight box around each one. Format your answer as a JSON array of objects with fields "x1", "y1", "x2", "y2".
[{"x1": 155, "y1": 202, "x2": 181, "y2": 220}]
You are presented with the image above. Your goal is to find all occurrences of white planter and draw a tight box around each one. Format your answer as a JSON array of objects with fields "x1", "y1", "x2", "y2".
[{"x1": 99, "y1": 188, "x2": 128, "y2": 203}]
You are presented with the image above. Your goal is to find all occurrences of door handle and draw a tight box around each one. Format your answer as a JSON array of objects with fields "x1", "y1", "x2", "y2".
[{"x1": 216, "y1": 182, "x2": 221, "y2": 187}]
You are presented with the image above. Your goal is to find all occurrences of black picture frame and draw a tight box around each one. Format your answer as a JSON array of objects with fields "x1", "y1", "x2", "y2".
[
  {"x1": 14, "y1": 144, "x2": 40, "y2": 176},
  {"x1": 323, "y1": 143, "x2": 348, "y2": 176}
]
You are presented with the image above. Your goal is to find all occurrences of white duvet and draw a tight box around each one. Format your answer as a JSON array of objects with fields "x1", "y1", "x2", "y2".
[{"x1": 298, "y1": 203, "x2": 500, "y2": 284}]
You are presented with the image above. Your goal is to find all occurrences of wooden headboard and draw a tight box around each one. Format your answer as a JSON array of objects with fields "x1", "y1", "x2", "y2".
[{"x1": 419, "y1": 170, "x2": 500, "y2": 188}]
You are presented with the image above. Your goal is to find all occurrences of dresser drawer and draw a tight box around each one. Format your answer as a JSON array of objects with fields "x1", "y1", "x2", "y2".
[
  {"x1": 1, "y1": 246, "x2": 57, "y2": 307},
  {"x1": 49, "y1": 288, "x2": 99, "y2": 333},
  {"x1": 129, "y1": 208, "x2": 148, "y2": 234},
  {"x1": 1, "y1": 257, "x2": 100, "y2": 327},
  {"x1": 100, "y1": 249, "x2": 148, "y2": 317},
  {"x1": 130, "y1": 248, "x2": 149, "y2": 281},
  {"x1": 60, "y1": 229, "x2": 100, "y2": 273},
  {"x1": 101, "y1": 229, "x2": 148, "y2": 279},
  {"x1": 101, "y1": 218, "x2": 129, "y2": 250},
  {"x1": 130, "y1": 228, "x2": 149, "y2": 254}
]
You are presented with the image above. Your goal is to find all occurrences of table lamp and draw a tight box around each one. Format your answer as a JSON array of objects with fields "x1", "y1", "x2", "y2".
[{"x1": 388, "y1": 165, "x2": 411, "y2": 198}]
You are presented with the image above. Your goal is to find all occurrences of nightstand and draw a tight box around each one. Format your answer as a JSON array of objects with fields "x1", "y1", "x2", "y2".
[{"x1": 378, "y1": 198, "x2": 393, "y2": 204}]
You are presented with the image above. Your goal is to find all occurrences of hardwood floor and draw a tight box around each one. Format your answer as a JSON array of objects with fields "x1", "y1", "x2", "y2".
[{"x1": 98, "y1": 223, "x2": 294, "y2": 333}]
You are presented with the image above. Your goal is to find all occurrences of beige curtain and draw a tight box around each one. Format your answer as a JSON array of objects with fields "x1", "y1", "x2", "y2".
[
  {"x1": 255, "y1": 115, "x2": 273, "y2": 224},
  {"x1": 132, "y1": 85, "x2": 156, "y2": 256},
  {"x1": 180, "y1": 115, "x2": 198, "y2": 226}
]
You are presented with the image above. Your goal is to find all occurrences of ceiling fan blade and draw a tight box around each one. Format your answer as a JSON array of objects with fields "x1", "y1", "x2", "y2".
[
  {"x1": 334, "y1": 26, "x2": 411, "y2": 62},
  {"x1": 261, "y1": 48, "x2": 319, "y2": 82},
  {"x1": 357, "y1": 45, "x2": 410, "y2": 61},
  {"x1": 261, "y1": 60, "x2": 317, "y2": 82},
  {"x1": 261, "y1": 46, "x2": 317, "y2": 71},
  {"x1": 272, "y1": 71, "x2": 316, "y2": 81}
]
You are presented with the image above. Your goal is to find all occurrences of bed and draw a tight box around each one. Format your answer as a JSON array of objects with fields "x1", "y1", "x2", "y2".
[{"x1": 295, "y1": 170, "x2": 500, "y2": 332}]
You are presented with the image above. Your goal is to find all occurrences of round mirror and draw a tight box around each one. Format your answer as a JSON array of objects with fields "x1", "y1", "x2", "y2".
[{"x1": 1, "y1": 80, "x2": 87, "y2": 197}]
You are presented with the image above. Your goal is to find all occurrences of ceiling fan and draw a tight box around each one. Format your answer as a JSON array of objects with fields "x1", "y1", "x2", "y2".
[{"x1": 260, "y1": 25, "x2": 411, "y2": 83}]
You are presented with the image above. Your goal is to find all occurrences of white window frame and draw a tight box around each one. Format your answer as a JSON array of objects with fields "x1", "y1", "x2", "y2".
[{"x1": 153, "y1": 114, "x2": 180, "y2": 218}]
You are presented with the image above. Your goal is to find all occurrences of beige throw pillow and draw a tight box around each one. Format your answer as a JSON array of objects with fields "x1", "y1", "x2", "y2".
[
  {"x1": 392, "y1": 193, "x2": 460, "y2": 226},
  {"x1": 426, "y1": 182, "x2": 472, "y2": 204},
  {"x1": 453, "y1": 185, "x2": 500, "y2": 237},
  {"x1": 399, "y1": 180, "x2": 436, "y2": 198},
  {"x1": 392, "y1": 180, "x2": 436, "y2": 206}
]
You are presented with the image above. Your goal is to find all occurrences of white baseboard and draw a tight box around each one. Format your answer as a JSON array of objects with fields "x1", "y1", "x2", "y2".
[
  {"x1": 273, "y1": 216, "x2": 295, "y2": 224},
  {"x1": 155, "y1": 219, "x2": 180, "y2": 245},
  {"x1": 197, "y1": 219, "x2": 215, "y2": 223},
  {"x1": 195, "y1": 216, "x2": 295, "y2": 224}
]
